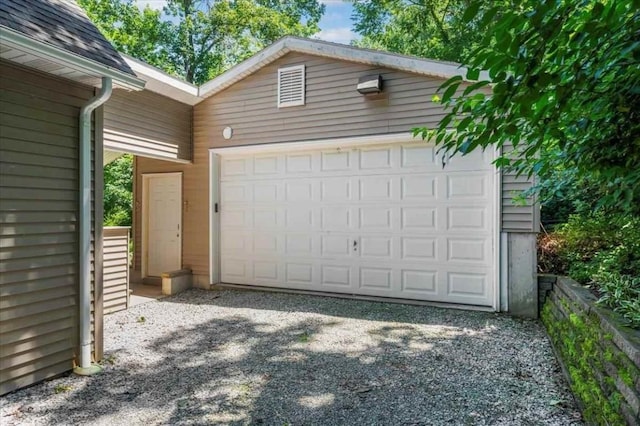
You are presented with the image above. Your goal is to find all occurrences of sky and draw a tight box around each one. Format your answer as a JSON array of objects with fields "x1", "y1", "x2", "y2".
[{"x1": 137, "y1": 0, "x2": 357, "y2": 45}]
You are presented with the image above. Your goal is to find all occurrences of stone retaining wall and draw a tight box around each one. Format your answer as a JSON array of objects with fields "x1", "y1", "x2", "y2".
[{"x1": 539, "y1": 274, "x2": 640, "y2": 425}]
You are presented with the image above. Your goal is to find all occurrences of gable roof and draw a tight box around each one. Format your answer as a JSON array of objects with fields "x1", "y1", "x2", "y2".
[
  {"x1": 199, "y1": 36, "x2": 485, "y2": 100},
  {"x1": 0, "y1": 0, "x2": 144, "y2": 90}
]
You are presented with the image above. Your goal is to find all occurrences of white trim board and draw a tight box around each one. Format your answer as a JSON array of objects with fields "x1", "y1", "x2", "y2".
[
  {"x1": 199, "y1": 36, "x2": 489, "y2": 99},
  {"x1": 209, "y1": 132, "x2": 419, "y2": 155}
]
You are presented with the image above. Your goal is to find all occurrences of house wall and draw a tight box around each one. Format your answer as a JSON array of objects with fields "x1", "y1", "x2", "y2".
[
  {"x1": 0, "y1": 61, "x2": 101, "y2": 395},
  {"x1": 104, "y1": 89, "x2": 192, "y2": 162},
  {"x1": 134, "y1": 52, "x2": 538, "y2": 305}
]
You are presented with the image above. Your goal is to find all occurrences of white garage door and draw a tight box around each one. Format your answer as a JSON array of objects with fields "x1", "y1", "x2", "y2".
[{"x1": 217, "y1": 141, "x2": 496, "y2": 307}]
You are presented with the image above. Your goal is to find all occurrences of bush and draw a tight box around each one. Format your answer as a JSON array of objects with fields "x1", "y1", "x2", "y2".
[
  {"x1": 538, "y1": 213, "x2": 640, "y2": 328},
  {"x1": 593, "y1": 272, "x2": 640, "y2": 329}
]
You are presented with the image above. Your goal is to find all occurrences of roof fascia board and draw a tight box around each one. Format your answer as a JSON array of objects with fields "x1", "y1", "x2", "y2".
[
  {"x1": 199, "y1": 38, "x2": 290, "y2": 98},
  {"x1": 123, "y1": 54, "x2": 201, "y2": 104},
  {"x1": 0, "y1": 26, "x2": 145, "y2": 91},
  {"x1": 198, "y1": 37, "x2": 489, "y2": 99}
]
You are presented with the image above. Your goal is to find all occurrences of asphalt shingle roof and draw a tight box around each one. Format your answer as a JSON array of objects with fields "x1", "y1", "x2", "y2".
[{"x1": 0, "y1": 0, "x2": 135, "y2": 76}]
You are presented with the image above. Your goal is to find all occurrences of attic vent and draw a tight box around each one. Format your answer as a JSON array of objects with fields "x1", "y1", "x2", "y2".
[{"x1": 278, "y1": 65, "x2": 305, "y2": 107}]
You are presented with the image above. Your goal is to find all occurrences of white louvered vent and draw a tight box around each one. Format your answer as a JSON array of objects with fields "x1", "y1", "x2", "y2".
[{"x1": 277, "y1": 65, "x2": 305, "y2": 108}]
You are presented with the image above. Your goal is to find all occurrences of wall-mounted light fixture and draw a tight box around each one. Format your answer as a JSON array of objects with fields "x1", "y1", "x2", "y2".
[
  {"x1": 357, "y1": 75, "x2": 383, "y2": 94},
  {"x1": 222, "y1": 126, "x2": 233, "y2": 139}
]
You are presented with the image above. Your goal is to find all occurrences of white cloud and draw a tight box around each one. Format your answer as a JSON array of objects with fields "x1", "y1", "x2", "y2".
[
  {"x1": 314, "y1": 27, "x2": 356, "y2": 45},
  {"x1": 136, "y1": 0, "x2": 167, "y2": 11}
]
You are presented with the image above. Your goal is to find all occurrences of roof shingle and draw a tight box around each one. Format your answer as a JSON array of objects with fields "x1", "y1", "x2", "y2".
[{"x1": 0, "y1": 0, "x2": 135, "y2": 76}]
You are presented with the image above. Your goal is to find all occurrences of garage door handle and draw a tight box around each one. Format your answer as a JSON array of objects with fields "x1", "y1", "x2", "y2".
[{"x1": 353, "y1": 240, "x2": 358, "y2": 251}]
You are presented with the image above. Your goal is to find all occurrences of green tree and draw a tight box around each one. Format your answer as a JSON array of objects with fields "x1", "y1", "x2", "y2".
[
  {"x1": 104, "y1": 154, "x2": 133, "y2": 226},
  {"x1": 351, "y1": 0, "x2": 484, "y2": 62},
  {"x1": 80, "y1": 0, "x2": 325, "y2": 84},
  {"x1": 419, "y1": 0, "x2": 640, "y2": 214}
]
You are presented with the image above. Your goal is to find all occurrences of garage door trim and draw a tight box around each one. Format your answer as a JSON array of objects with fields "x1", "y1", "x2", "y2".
[{"x1": 208, "y1": 133, "x2": 501, "y2": 310}]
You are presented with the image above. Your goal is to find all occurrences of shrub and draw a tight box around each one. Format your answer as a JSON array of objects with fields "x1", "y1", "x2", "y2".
[
  {"x1": 593, "y1": 273, "x2": 640, "y2": 329},
  {"x1": 538, "y1": 213, "x2": 640, "y2": 329}
]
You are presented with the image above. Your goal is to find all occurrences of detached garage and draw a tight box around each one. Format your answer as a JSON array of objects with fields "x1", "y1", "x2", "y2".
[{"x1": 134, "y1": 37, "x2": 539, "y2": 316}]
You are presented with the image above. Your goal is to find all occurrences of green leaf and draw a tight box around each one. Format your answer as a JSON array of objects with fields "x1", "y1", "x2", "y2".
[
  {"x1": 466, "y1": 68, "x2": 480, "y2": 81},
  {"x1": 462, "y1": 2, "x2": 481, "y2": 23},
  {"x1": 441, "y1": 82, "x2": 461, "y2": 103}
]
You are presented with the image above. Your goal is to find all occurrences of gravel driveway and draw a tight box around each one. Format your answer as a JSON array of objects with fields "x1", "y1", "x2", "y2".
[{"x1": 1, "y1": 289, "x2": 581, "y2": 425}]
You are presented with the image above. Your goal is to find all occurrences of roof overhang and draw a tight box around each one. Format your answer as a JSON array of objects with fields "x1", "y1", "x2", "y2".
[
  {"x1": 199, "y1": 37, "x2": 489, "y2": 100},
  {"x1": 0, "y1": 26, "x2": 145, "y2": 91},
  {"x1": 123, "y1": 54, "x2": 201, "y2": 105}
]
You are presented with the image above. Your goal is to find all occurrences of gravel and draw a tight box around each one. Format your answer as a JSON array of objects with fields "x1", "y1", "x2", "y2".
[{"x1": 1, "y1": 289, "x2": 582, "y2": 425}]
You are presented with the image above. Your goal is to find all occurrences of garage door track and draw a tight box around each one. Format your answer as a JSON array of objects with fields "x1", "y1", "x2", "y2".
[{"x1": 0, "y1": 289, "x2": 582, "y2": 425}]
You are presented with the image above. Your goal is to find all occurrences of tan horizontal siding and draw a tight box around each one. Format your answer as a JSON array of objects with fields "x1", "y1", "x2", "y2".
[
  {"x1": 102, "y1": 228, "x2": 129, "y2": 315},
  {"x1": 135, "y1": 52, "x2": 458, "y2": 282},
  {"x1": 104, "y1": 89, "x2": 192, "y2": 162},
  {"x1": 0, "y1": 61, "x2": 98, "y2": 395},
  {"x1": 501, "y1": 145, "x2": 538, "y2": 232}
]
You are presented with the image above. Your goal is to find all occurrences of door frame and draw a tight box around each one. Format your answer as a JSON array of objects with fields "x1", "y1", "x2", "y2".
[
  {"x1": 141, "y1": 172, "x2": 183, "y2": 278},
  {"x1": 208, "y1": 133, "x2": 501, "y2": 310}
]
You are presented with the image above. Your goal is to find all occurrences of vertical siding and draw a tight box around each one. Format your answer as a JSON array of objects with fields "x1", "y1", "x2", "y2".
[
  {"x1": 104, "y1": 89, "x2": 192, "y2": 162},
  {"x1": 102, "y1": 227, "x2": 130, "y2": 314},
  {"x1": 0, "y1": 61, "x2": 96, "y2": 395}
]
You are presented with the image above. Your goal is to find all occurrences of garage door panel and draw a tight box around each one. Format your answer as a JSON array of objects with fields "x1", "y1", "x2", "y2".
[
  {"x1": 401, "y1": 175, "x2": 437, "y2": 200},
  {"x1": 447, "y1": 238, "x2": 491, "y2": 264},
  {"x1": 321, "y1": 150, "x2": 352, "y2": 172},
  {"x1": 320, "y1": 264, "x2": 353, "y2": 289},
  {"x1": 359, "y1": 266, "x2": 393, "y2": 290},
  {"x1": 359, "y1": 176, "x2": 394, "y2": 201},
  {"x1": 253, "y1": 155, "x2": 280, "y2": 175},
  {"x1": 401, "y1": 269, "x2": 438, "y2": 295},
  {"x1": 253, "y1": 182, "x2": 279, "y2": 202},
  {"x1": 321, "y1": 206, "x2": 352, "y2": 230},
  {"x1": 285, "y1": 181, "x2": 313, "y2": 201},
  {"x1": 401, "y1": 237, "x2": 437, "y2": 261},
  {"x1": 253, "y1": 260, "x2": 280, "y2": 282},
  {"x1": 320, "y1": 178, "x2": 352, "y2": 201},
  {"x1": 286, "y1": 152, "x2": 314, "y2": 173},
  {"x1": 285, "y1": 262, "x2": 314, "y2": 285},
  {"x1": 401, "y1": 207, "x2": 437, "y2": 231},
  {"x1": 359, "y1": 146, "x2": 394, "y2": 169},
  {"x1": 321, "y1": 235, "x2": 352, "y2": 258},
  {"x1": 447, "y1": 271, "x2": 491, "y2": 301},
  {"x1": 284, "y1": 234, "x2": 314, "y2": 256},
  {"x1": 219, "y1": 142, "x2": 496, "y2": 307},
  {"x1": 400, "y1": 145, "x2": 436, "y2": 168},
  {"x1": 222, "y1": 157, "x2": 250, "y2": 177},
  {"x1": 359, "y1": 207, "x2": 392, "y2": 231},
  {"x1": 221, "y1": 182, "x2": 250, "y2": 203},
  {"x1": 359, "y1": 236, "x2": 393, "y2": 259},
  {"x1": 447, "y1": 206, "x2": 490, "y2": 232},
  {"x1": 222, "y1": 258, "x2": 250, "y2": 282}
]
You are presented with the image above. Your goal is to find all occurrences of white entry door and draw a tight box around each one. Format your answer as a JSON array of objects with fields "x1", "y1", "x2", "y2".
[
  {"x1": 144, "y1": 173, "x2": 182, "y2": 277},
  {"x1": 217, "y1": 141, "x2": 497, "y2": 307}
]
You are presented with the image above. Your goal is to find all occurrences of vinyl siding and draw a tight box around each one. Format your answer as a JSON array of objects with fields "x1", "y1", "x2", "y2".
[
  {"x1": 134, "y1": 52, "x2": 537, "y2": 282},
  {"x1": 102, "y1": 227, "x2": 129, "y2": 314},
  {"x1": 104, "y1": 89, "x2": 192, "y2": 162},
  {"x1": 0, "y1": 61, "x2": 99, "y2": 395},
  {"x1": 501, "y1": 144, "x2": 539, "y2": 232}
]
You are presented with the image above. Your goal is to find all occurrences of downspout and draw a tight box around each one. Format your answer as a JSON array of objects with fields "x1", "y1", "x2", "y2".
[{"x1": 74, "y1": 77, "x2": 112, "y2": 376}]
